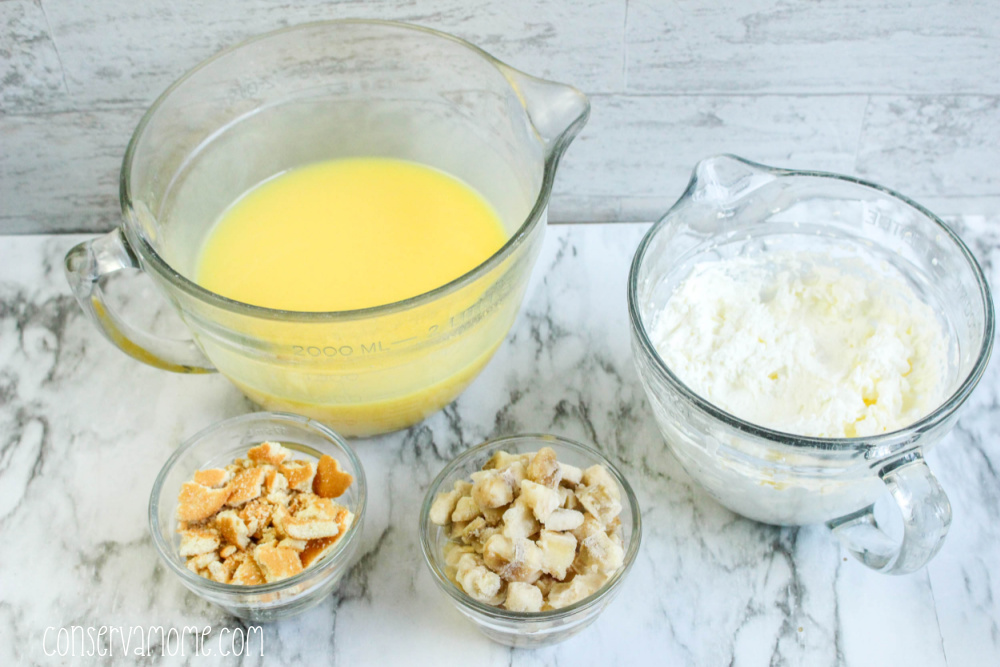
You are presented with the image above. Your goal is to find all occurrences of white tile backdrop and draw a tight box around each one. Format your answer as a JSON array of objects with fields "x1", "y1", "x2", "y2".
[{"x1": 2, "y1": 0, "x2": 999, "y2": 232}]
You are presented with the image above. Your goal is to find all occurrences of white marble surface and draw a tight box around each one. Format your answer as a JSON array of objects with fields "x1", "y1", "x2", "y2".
[
  {"x1": 0, "y1": 220, "x2": 997, "y2": 665},
  {"x1": 3, "y1": 0, "x2": 1000, "y2": 231}
]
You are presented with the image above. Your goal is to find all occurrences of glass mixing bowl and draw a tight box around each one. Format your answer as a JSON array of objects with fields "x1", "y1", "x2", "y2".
[
  {"x1": 629, "y1": 155, "x2": 994, "y2": 574},
  {"x1": 149, "y1": 412, "x2": 367, "y2": 621},
  {"x1": 419, "y1": 434, "x2": 642, "y2": 647},
  {"x1": 65, "y1": 20, "x2": 589, "y2": 436}
]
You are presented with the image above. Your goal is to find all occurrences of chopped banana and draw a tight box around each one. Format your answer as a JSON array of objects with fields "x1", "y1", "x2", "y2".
[
  {"x1": 482, "y1": 450, "x2": 528, "y2": 471},
  {"x1": 576, "y1": 481, "x2": 622, "y2": 525},
  {"x1": 432, "y1": 448, "x2": 626, "y2": 612},
  {"x1": 455, "y1": 552, "x2": 483, "y2": 572},
  {"x1": 535, "y1": 574, "x2": 558, "y2": 597},
  {"x1": 451, "y1": 495, "x2": 481, "y2": 523},
  {"x1": 501, "y1": 498, "x2": 540, "y2": 540},
  {"x1": 547, "y1": 571, "x2": 609, "y2": 610},
  {"x1": 578, "y1": 531, "x2": 625, "y2": 575},
  {"x1": 429, "y1": 489, "x2": 461, "y2": 525},
  {"x1": 537, "y1": 529, "x2": 577, "y2": 580},
  {"x1": 559, "y1": 462, "x2": 584, "y2": 486},
  {"x1": 455, "y1": 553, "x2": 503, "y2": 604},
  {"x1": 504, "y1": 581, "x2": 543, "y2": 613},
  {"x1": 583, "y1": 465, "x2": 621, "y2": 501},
  {"x1": 527, "y1": 447, "x2": 562, "y2": 488},
  {"x1": 444, "y1": 543, "x2": 475, "y2": 570},
  {"x1": 459, "y1": 516, "x2": 487, "y2": 543},
  {"x1": 610, "y1": 530, "x2": 624, "y2": 552},
  {"x1": 448, "y1": 519, "x2": 470, "y2": 540},
  {"x1": 543, "y1": 508, "x2": 585, "y2": 532},
  {"x1": 569, "y1": 512, "x2": 605, "y2": 542},
  {"x1": 500, "y1": 461, "x2": 528, "y2": 489},
  {"x1": 471, "y1": 469, "x2": 514, "y2": 509},
  {"x1": 461, "y1": 517, "x2": 501, "y2": 554},
  {"x1": 481, "y1": 504, "x2": 507, "y2": 526},
  {"x1": 519, "y1": 480, "x2": 561, "y2": 522},
  {"x1": 557, "y1": 486, "x2": 575, "y2": 509},
  {"x1": 482, "y1": 534, "x2": 542, "y2": 583}
]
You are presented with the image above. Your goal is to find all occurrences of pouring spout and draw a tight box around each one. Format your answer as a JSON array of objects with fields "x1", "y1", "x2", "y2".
[
  {"x1": 499, "y1": 66, "x2": 590, "y2": 159},
  {"x1": 688, "y1": 154, "x2": 778, "y2": 208}
]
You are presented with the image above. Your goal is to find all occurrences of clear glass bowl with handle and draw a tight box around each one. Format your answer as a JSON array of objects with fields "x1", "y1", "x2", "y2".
[
  {"x1": 419, "y1": 434, "x2": 642, "y2": 648},
  {"x1": 64, "y1": 20, "x2": 589, "y2": 436},
  {"x1": 149, "y1": 411, "x2": 367, "y2": 621},
  {"x1": 628, "y1": 155, "x2": 994, "y2": 574}
]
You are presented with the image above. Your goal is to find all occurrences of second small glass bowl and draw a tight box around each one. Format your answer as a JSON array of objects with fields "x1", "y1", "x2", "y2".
[
  {"x1": 149, "y1": 411, "x2": 367, "y2": 622},
  {"x1": 419, "y1": 434, "x2": 642, "y2": 648}
]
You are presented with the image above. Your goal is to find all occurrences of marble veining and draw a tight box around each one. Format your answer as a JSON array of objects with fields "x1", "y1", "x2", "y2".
[{"x1": 0, "y1": 221, "x2": 997, "y2": 665}]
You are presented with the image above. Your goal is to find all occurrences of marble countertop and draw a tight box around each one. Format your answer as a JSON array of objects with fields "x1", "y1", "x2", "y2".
[{"x1": 1, "y1": 220, "x2": 998, "y2": 666}]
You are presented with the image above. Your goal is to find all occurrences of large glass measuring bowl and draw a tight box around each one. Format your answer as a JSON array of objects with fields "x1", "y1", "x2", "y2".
[
  {"x1": 629, "y1": 155, "x2": 994, "y2": 574},
  {"x1": 65, "y1": 21, "x2": 589, "y2": 436}
]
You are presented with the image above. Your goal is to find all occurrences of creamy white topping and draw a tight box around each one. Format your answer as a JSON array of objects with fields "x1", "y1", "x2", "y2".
[{"x1": 650, "y1": 252, "x2": 947, "y2": 438}]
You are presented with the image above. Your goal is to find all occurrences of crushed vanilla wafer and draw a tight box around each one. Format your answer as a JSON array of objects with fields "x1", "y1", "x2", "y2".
[
  {"x1": 430, "y1": 447, "x2": 625, "y2": 612},
  {"x1": 176, "y1": 441, "x2": 354, "y2": 585}
]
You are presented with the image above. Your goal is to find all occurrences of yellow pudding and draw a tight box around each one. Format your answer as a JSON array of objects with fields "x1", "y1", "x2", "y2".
[
  {"x1": 192, "y1": 158, "x2": 514, "y2": 436},
  {"x1": 197, "y1": 157, "x2": 507, "y2": 311}
]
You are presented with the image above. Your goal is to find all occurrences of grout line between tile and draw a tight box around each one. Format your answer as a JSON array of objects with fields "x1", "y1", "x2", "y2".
[
  {"x1": 5, "y1": 93, "x2": 997, "y2": 120},
  {"x1": 585, "y1": 92, "x2": 1000, "y2": 99}
]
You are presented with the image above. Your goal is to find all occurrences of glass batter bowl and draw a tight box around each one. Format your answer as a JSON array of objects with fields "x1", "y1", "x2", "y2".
[
  {"x1": 65, "y1": 21, "x2": 589, "y2": 436},
  {"x1": 149, "y1": 412, "x2": 366, "y2": 621},
  {"x1": 629, "y1": 155, "x2": 994, "y2": 574},
  {"x1": 419, "y1": 434, "x2": 641, "y2": 647}
]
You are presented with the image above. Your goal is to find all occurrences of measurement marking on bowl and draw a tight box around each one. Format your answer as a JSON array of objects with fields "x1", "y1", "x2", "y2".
[{"x1": 291, "y1": 342, "x2": 385, "y2": 357}]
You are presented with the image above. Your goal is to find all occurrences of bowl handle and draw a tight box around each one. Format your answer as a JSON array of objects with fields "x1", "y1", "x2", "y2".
[
  {"x1": 827, "y1": 451, "x2": 951, "y2": 574},
  {"x1": 64, "y1": 228, "x2": 216, "y2": 374}
]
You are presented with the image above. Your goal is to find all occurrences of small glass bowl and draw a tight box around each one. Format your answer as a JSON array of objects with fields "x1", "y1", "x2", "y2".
[
  {"x1": 149, "y1": 411, "x2": 367, "y2": 622},
  {"x1": 419, "y1": 434, "x2": 642, "y2": 648}
]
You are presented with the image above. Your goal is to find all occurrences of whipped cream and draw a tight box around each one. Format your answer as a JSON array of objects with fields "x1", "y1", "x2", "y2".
[{"x1": 650, "y1": 252, "x2": 947, "y2": 438}]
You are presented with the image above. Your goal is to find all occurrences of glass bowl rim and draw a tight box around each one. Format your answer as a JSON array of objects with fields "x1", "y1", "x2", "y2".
[
  {"x1": 418, "y1": 433, "x2": 642, "y2": 622},
  {"x1": 627, "y1": 154, "x2": 996, "y2": 453},
  {"x1": 148, "y1": 411, "x2": 368, "y2": 596}
]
